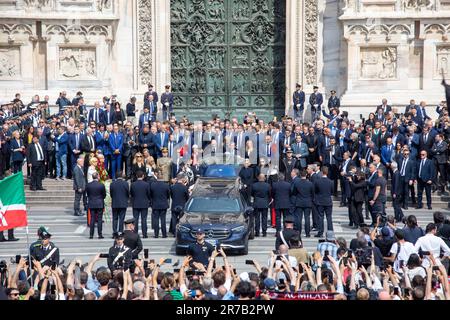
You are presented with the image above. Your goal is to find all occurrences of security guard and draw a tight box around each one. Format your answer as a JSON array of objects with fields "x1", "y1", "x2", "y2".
[
  {"x1": 31, "y1": 229, "x2": 60, "y2": 267},
  {"x1": 107, "y1": 232, "x2": 132, "y2": 273},
  {"x1": 123, "y1": 218, "x2": 143, "y2": 260},
  {"x1": 275, "y1": 216, "x2": 300, "y2": 251},
  {"x1": 187, "y1": 229, "x2": 214, "y2": 268}
]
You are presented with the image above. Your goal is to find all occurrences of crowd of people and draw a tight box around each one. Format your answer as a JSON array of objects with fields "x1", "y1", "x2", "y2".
[{"x1": 1, "y1": 82, "x2": 450, "y2": 300}]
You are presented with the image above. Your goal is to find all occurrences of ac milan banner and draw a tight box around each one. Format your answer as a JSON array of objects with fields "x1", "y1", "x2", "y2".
[
  {"x1": 0, "y1": 172, "x2": 28, "y2": 232},
  {"x1": 267, "y1": 292, "x2": 336, "y2": 300}
]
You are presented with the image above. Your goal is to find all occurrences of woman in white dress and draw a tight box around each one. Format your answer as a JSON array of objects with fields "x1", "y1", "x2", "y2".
[{"x1": 87, "y1": 156, "x2": 98, "y2": 183}]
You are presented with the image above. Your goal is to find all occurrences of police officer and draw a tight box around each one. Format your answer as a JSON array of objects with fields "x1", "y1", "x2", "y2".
[
  {"x1": 107, "y1": 232, "x2": 132, "y2": 273},
  {"x1": 169, "y1": 173, "x2": 189, "y2": 237},
  {"x1": 275, "y1": 216, "x2": 300, "y2": 250},
  {"x1": 187, "y1": 229, "x2": 214, "y2": 268},
  {"x1": 29, "y1": 226, "x2": 47, "y2": 257},
  {"x1": 31, "y1": 229, "x2": 60, "y2": 267},
  {"x1": 123, "y1": 218, "x2": 143, "y2": 260}
]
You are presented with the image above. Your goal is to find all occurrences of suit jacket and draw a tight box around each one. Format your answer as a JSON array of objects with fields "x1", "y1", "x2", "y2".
[
  {"x1": 293, "y1": 90, "x2": 305, "y2": 109},
  {"x1": 290, "y1": 142, "x2": 309, "y2": 168},
  {"x1": 380, "y1": 144, "x2": 395, "y2": 165},
  {"x1": 328, "y1": 96, "x2": 340, "y2": 110},
  {"x1": 73, "y1": 165, "x2": 86, "y2": 191},
  {"x1": 109, "y1": 132, "x2": 124, "y2": 155},
  {"x1": 309, "y1": 92, "x2": 323, "y2": 108},
  {"x1": 376, "y1": 104, "x2": 392, "y2": 113},
  {"x1": 55, "y1": 132, "x2": 69, "y2": 156},
  {"x1": 103, "y1": 110, "x2": 114, "y2": 125},
  {"x1": 27, "y1": 141, "x2": 46, "y2": 166},
  {"x1": 139, "y1": 112, "x2": 152, "y2": 128},
  {"x1": 88, "y1": 108, "x2": 105, "y2": 124},
  {"x1": 239, "y1": 166, "x2": 256, "y2": 186},
  {"x1": 416, "y1": 158, "x2": 435, "y2": 181},
  {"x1": 149, "y1": 180, "x2": 170, "y2": 210},
  {"x1": 322, "y1": 145, "x2": 342, "y2": 166},
  {"x1": 391, "y1": 133, "x2": 406, "y2": 147},
  {"x1": 367, "y1": 171, "x2": 378, "y2": 199},
  {"x1": 431, "y1": 140, "x2": 448, "y2": 164},
  {"x1": 161, "y1": 92, "x2": 174, "y2": 111},
  {"x1": 130, "y1": 180, "x2": 151, "y2": 208},
  {"x1": 170, "y1": 183, "x2": 189, "y2": 210},
  {"x1": 10, "y1": 138, "x2": 25, "y2": 162},
  {"x1": 81, "y1": 134, "x2": 97, "y2": 153},
  {"x1": 86, "y1": 181, "x2": 106, "y2": 209},
  {"x1": 68, "y1": 133, "x2": 84, "y2": 155},
  {"x1": 110, "y1": 178, "x2": 130, "y2": 208},
  {"x1": 313, "y1": 176, "x2": 334, "y2": 206},
  {"x1": 154, "y1": 132, "x2": 169, "y2": 156},
  {"x1": 398, "y1": 157, "x2": 416, "y2": 181},
  {"x1": 291, "y1": 178, "x2": 314, "y2": 208},
  {"x1": 251, "y1": 181, "x2": 271, "y2": 208},
  {"x1": 419, "y1": 133, "x2": 434, "y2": 155},
  {"x1": 349, "y1": 179, "x2": 367, "y2": 202},
  {"x1": 272, "y1": 180, "x2": 292, "y2": 209},
  {"x1": 416, "y1": 106, "x2": 430, "y2": 121},
  {"x1": 280, "y1": 157, "x2": 299, "y2": 181}
]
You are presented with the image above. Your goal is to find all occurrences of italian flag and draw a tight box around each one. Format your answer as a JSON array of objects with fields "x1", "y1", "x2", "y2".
[{"x1": 0, "y1": 172, "x2": 28, "y2": 232}]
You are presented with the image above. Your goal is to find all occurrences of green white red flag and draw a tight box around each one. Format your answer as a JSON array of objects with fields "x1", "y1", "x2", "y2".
[{"x1": 0, "y1": 172, "x2": 28, "y2": 232}]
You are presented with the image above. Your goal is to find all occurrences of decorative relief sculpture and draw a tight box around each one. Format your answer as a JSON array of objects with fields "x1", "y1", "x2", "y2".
[
  {"x1": 402, "y1": 0, "x2": 432, "y2": 9},
  {"x1": 171, "y1": 0, "x2": 187, "y2": 20},
  {"x1": 232, "y1": 0, "x2": 249, "y2": 19},
  {"x1": 171, "y1": 47, "x2": 186, "y2": 69},
  {"x1": 436, "y1": 47, "x2": 450, "y2": 77},
  {"x1": 208, "y1": 0, "x2": 225, "y2": 19},
  {"x1": 97, "y1": 0, "x2": 111, "y2": 11},
  {"x1": 304, "y1": 0, "x2": 318, "y2": 85},
  {"x1": 23, "y1": 0, "x2": 51, "y2": 8},
  {"x1": 0, "y1": 47, "x2": 19, "y2": 78},
  {"x1": 235, "y1": 96, "x2": 246, "y2": 106},
  {"x1": 243, "y1": 15, "x2": 275, "y2": 52},
  {"x1": 210, "y1": 96, "x2": 223, "y2": 106},
  {"x1": 138, "y1": 0, "x2": 152, "y2": 85},
  {"x1": 254, "y1": 96, "x2": 266, "y2": 106},
  {"x1": 207, "y1": 47, "x2": 225, "y2": 69},
  {"x1": 59, "y1": 47, "x2": 96, "y2": 79},
  {"x1": 232, "y1": 47, "x2": 249, "y2": 67},
  {"x1": 208, "y1": 71, "x2": 225, "y2": 93},
  {"x1": 232, "y1": 71, "x2": 247, "y2": 93},
  {"x1": 360, "y1": 47, "x2": 397, "y2": 79}
]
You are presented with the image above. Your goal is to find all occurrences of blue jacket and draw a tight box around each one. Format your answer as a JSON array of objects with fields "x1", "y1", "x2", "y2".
[
  {"x1": 10, "y1": 138, "x2": 25, "y2": 162},
  {"x1": 109, "y1": 132, "x2": 124, "y2": 155},
  {"x1": 139, "y1": 112, "x2": 152, "y2": 129},
  {"x1": 398, "y1": 157, "x2": 416, "y2": 181},
  {"x1": 94, "y1": 131, "x2": 106, "y2": 154},
  {"x1": 380, "y1": 144, "x2": 395, "y2": 165},
  {"x1": 55, "y1": 132, "x2": 69, "y2": 156},
  {"x1": 154, "y1": 132, "x2": 169, "y2": 156},
  {"x1": 313, "y1": 176, "x2": 334, "y2": 206},
  {"x1": 88, "y1": 108, "x2": 105, "y2": 124},
  {"x1": 416, "y1": 158, "x2": 434, "y2": 181},
  {"x1": 290, "y1": 142, "x2": 309, "y2": 168},
  {"x1": 68, "y1": 133, "x2": 84, "y2": 155},
  {"x1": 272, "y1": 180, "x2": 292, "y2": 209},
  {"x1": 293, "y1": 90, "x2": 305, "y2": 109},
  {"x1": 161, "y1": 92, "x2": 174, "y2": 112},
  {"x1": 291, "y1": 177, "x2": 314, "y2": 208}
]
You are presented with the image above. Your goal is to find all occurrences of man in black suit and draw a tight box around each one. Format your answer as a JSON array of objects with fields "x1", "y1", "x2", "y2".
[
  {"x1": 169, "y1": 173, "x2": 189, "y2": 236},
  {"x1": 313, "y1": 167, "x2": 334, "y2": 238},
  {"x1": 390, "y1": 162, "x2": 403, "y2": 222},
  {"x1": 123, "y1": 218, "x2": 143, "y2": 260},
  {"x1": 239, "y1": 158, "x2": 256, "y2": 199},
  {"x1": 272, "y1": 173, "x2": 292, "y2": 232},
  {"x1": 72, "y1": 156, "x2": 86, "y2": 216},
  {"x1": 398, "y1": 149, "x2": 416, "y2": 209},
  {"x1": 307, "y1": 163, "x2": 321, "y2": 231},
  {"x1": 323, "y1": 137, "x2": 342, "y2": 195},
  {"x1": 416, "y1": 150, "x2": 435, "y2": 210},
  {"x1": 275, "y1": 216, "x2": 300, "y2": 250},
  {"x1": 150, "y1": 170, "x2": 171, "y2": 238},
  {"x1": 86, "y1": 172, "x2": 106, "y2": 239},
  {"x1": 291, "y1": 169, "x2": 314, "y2": 237},
  {"x1": 251, "y1": 173, "x2": 271, "y2": 237},
  {"x1": 376, "y1": 98, "x2": 392, "y2": 114},
  {"x1": 339, "y1": 151, "x2": 354, "y2": 207},
  {"x1": 431, "y1": 134, "x2": 448, "y2": 194},
  {"x1": 27, "y1": 135, "x2": 46, "y2": 191},
  {"x1": 280, "y1": 148, "x2": 298, "y2": 182},
  {"x1": 110, "y1": 171, "x2": 130, "y2": 236},
  {"x1": 130, "y1": 170, "x2": 151, "y2": 238}
]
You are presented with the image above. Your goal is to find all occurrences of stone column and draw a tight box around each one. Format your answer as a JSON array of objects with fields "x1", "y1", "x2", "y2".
[{"x1": 153, "y1": 0, "x2": 171, "y2": 94}]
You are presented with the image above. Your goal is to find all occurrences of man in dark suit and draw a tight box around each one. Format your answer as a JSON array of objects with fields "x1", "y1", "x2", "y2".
[
  {"x1": 398, "y1": 149, "x2": 416, "y2": 209},
  {"x1": 323, "y1": 137, "x2": 342, "y2": 194},
  {"x1": 416, "y1": 101, "x2": 431, "y2": 123},
  {"x1": 239, "y1": 158, "x2": 256, "y2": 199},
  {"x1": 313, "y1": 167, "x2": 334, "y2": 238},
  {"x1": 280, "y1": 148, "x2": 298, "y2": 182},
  {"x1": 149, "y1": 169, "x2": 171, "y2": 238},
  {"x1": 251, "y1": 173, "x2": 271, "y2": 237},
  {"x1": 68, "y1": 126, "x2": 83, "y2": 173},
  {"x1": 80, "y1": 128, "x2": 97, "y2": 173},
  {"x1": 139, "y1": 106, "x2": 151, "y2": 129},
  {"x1": 169, "y1": 174, "x2": 189, "y2": 236},
  {"x1": 110, "y1": 171, "x2": 130, "y2": 236},
  {"x1": 308, "y1": 164, "x2": 321, "y2": 231},
  {"x1": 419, "y1": 126, "x2": 434, "y2": 157},
  {"x1": 272, "y1": 173, "x2": 292, "y2": 232},
  {"x1": 416, "y1": 150, "x2": 435, "y2": 210},
  {"x1": 27, "y1": 135, "x2": 46, "y2": 191},
  {"x1": 404, "y1": 99, "x2": 418, "y2": 114},
  {"x1": 72, "y1": 156, "x2": 86, "y2": 216},
  {"x1": 376, "y1": 98, "x2": 392, "y2": 114},
  {"x1": 123, "y1": 218, "x2": 143, "y2": 260},
  {"x1": 130, "y1": 170, "x2": 151, "y2": 237},
  {"x1": 431, "y1": 134, "x2": 448, "y2": 194},
  {"x1": 104, "y1": 104, "x2": 114, "y2": 126},
  {"x1": 88, "y1": 102, "x2": 105, "y2": 124},
  {"x1": 291, "y1": 169, "x2": 314, "y2": 237},
  {"x1": 275, "y1": 217, "x2": 300, "y2": 250},
  {"x1": 390, "y1": 162, "x2": 403, "y2": 222},
  {"x1": 86, "y1": 172, "x2": 106, "y2": 239},
  {"x1": 366, "y1": 164, "x2": 378, "y2": 224},
  {"x1": 339, "y1": 152, "x2": 354, "y2": 208}
]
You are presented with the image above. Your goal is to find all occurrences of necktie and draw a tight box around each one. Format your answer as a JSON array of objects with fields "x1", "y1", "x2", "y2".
[
  {"x1": 89, "y1": 136, "x2": 94, "y2": 150},
  {"x1": 419, "y1": 159, "x2": 425, "y2": 178},
  {"x1": 422, "y1": 108, "x2": 425, "y2": 120},
  {"x1": 161, "y1": 133, "x2": 164, "y2": 144},
  {"x1": 76, "y1": 134, "x2": 79, "y2": 149},
  {"x1": 424, "y1": 134, "x2": 428, "y2": 143},
  {"x1": 365, "y1": 148, "x2": 371, "y2": 162},
  {"x1": 169, "y1": 142, "x2": 173, "y2": 157},
  {"x1": 267, "y1": 144, "x2": 270, "y2": 156}
]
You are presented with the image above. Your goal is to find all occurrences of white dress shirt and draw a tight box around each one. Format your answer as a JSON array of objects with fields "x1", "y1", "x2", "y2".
[{"x1": 414, "y1": 233, "x2": 450, "y2": 267}]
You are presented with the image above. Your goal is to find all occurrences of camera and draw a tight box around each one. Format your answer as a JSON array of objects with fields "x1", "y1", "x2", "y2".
[{"x1": 0, "y1": 260, "x2": 7, "y2": 273}]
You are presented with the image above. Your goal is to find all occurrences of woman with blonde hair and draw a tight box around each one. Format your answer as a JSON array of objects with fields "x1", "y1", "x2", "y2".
[
  {"x1": 132, "y1": 152, "x2": 146, "y2": 182},
  {"x1": 10, "y1": 130, "x2": 25, "y2": 173},
  {"x1": 87, "y1": 155, "x2": 98, "y2": 183}
]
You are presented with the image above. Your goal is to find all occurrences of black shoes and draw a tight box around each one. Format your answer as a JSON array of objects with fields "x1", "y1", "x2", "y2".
[
  {"x1": 89, "y1": 236, "x2": 93, "y2": 239},
  {"x1": 262, "y1": 233, "x2": 267, "y2": 237},
  {"x1": 314, "y1": 234, "x2": 322, "y2": 238},
  {"x1": 98, "y1": 235, "x2": 104, "y2": 239},
  {"x1": 428, "y1": 206, "x2": 432, "y2": 210},
  {"x1": 416, "y1": 205, "x2": 423, "y2": 209},
  {"x1": 8, "y1": 238, "x2": 19, "y2": 242}
]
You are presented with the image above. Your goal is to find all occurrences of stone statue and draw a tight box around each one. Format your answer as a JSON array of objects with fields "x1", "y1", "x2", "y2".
[
  {"x1": 379, "y1": 47, "x2": 397, "y2": 79},
  {"x1": 97, "y1": 0, "x2": 111, "y2": 11},
  {"x1": 402, "y1": 0, "x2": 432, "y2": 9}
]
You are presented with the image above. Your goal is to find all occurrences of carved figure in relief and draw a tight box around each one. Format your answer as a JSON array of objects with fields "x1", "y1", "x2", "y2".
[
  {"x1": 208, "y1": 48, "x2": 224, "y2": 69},
  {"x1": 211, "y1": 96, "x2": 222, "y2": 106},
  {"x1": 232, "y1": 0, "x2": 249, "y2": 19},
  {"x1": 210, "y1": 72, "x2": 224, "y2": 93},
  {"x1": 402, "y1": 0, "x2": 432, "y2": 9},
  {"x1": 253, "y1": 0, "x2": 269, "y2": 13},
  {"x1": 189, "y1": 0, "x2": 206, "y2": 16},
  {"x1": 233, "y1": 72, "x2": 246, "y2": 93},
  {"x1": 208, "y1": 0, "x2": 225, "y2": 19},
  {"x1": 59, "y1": 48, "x2": 96, "y2": 79},
  {"x1": 0, "y1": 55, "x2": 17, "y2": 77},
  {"x1": 24, "y1": 0, "x2": 50, "y2": 8},
  {"x1": 439, "y1": 57, "x2": 448, "y2": 75},
  {"x1": 192, "y1": 96, "x2": 203, "y2": 107},
  {"x1": 97, "y1": 0, "x2": 111, "y2": 11},
  {"x1": 171, "y1": 0, "x2": 186, "y2": 19},
  {"x1": 172, "y1": 48, "x2": 186, "y2": 69},
  {"x1": 379, "y1": 47, "x2": 397, "y2": 79},
  {"x1": 233, "y1": 47, "x2": 248, "y2": 67}
]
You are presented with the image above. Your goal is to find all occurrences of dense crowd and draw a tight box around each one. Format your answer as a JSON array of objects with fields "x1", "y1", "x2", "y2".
[{"x1": 1, "y1": 83, "x2": 450, "y2": 300}]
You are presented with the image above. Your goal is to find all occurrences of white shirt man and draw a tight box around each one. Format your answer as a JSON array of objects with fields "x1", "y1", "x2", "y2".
[{"x1": 414, "y1": 224, "x2": 450, "y2": 267}]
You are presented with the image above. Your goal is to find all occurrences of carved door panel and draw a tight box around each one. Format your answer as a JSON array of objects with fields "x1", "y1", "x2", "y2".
[{"x1": 171, "y1": 0, "x2": 286, "y2": 119}]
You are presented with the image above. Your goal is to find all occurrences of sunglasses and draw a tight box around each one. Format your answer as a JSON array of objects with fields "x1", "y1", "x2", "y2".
[
  {"x1": 9, "y1": 293, "x2": 19, "y2": 296},
  {"x1": 136, "y1": 155, "x2": 143, "y2": 158}
]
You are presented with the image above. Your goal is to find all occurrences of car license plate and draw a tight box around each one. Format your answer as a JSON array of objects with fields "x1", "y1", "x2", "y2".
[{"x1": 206, "y1": 239, "x2": 216, "y2": 246}]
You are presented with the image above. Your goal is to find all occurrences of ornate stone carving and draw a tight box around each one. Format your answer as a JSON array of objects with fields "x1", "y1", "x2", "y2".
[
  {"x1": 208, "y1": 0, "x2": 225, "y2": 19},
  {"x1": 45, "y1": 24, "x2": 110, "y2": 43},
  {"x1": 235, "y1": 95, "x2": 246, "y2": 106},
  {"x1": 304, "y1": 0, "x2": 318, "y2": 85},
  {"x1": 0, "y1": 23, "x2": 33, "y2": 42},
  {"x1": 0, "y1": 47, "x2": 20, "y2": 79},
  {"x1": 208, "y1": 70, "x2": 225, "y2": 93},
  {"x1": 243, "y1": 15, "x2": 275, "y2": 52},
  {"x1": 138, "y1": 0, "x2": 152, "y2": 85},
  {"x1": 402, "y1": 0, "x2": 432, "y2": 9},
  {"x1": 360, "y1": 47, "x2": 397, "y2": 80},
  {"x1": 23, "y1": 0, "x2": 51, "y2": 8},
  {"x1": 97, "y1": 0, "x2": 111, "y2": 11},
  {"x1": 232, "y1": 0, "x2": 249, "y2": 19},
  {"x1": 436, "y1": 46, "x2": 450, "y2": 77},
  {"x1": 58, "y1": 47, "x2": 97, "y2": 79},
  {"x1": 232, "y1": 47, "x2": 249, "y2": 67}
]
